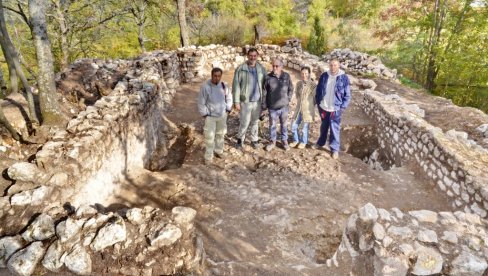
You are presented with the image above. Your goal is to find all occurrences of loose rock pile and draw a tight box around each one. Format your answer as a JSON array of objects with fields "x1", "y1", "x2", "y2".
[
  {"x1": 1, "y1": 205, "x2": 201, "y2": 275},
  {"x1": 56, "y1": 58, "x2": 131, "y2": 105},
  {"x1": 328, "y1": 203, "x2": 488, "y2": 275},
  {"x1": 282, "y1": 38, "x2": 303, "y2": 53},
  {"x1": 325, "y1": 48, "x2": 398, "y2": 80}
]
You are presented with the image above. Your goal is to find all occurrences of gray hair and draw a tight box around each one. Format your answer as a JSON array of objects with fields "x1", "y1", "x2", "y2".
[{"x1": 272, "y1": 58, "x2": 284, "y2": 67}]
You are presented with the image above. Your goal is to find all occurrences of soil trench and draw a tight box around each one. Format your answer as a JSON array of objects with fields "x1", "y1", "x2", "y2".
[{"x1": 105, "y1": 71, "x2": 453, "y2": 275}]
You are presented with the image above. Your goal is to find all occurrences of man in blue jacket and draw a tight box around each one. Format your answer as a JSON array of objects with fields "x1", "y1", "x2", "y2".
[{"x1": 314, "y1": 59, "x2": 351, "y2": 159}]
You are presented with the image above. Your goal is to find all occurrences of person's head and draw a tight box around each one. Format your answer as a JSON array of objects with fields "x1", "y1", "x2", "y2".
[
  {"x1": 211, "y1": 67, "x2": 223, "y2": 85},
  {"x1": 247, "y1": 48, "x2": 259, "y2": 66},
  {"x1": 272, "y1": 58, "x2": 284, "y2": 76},
  {"x1": 329, "y1": 59, "x2": 340, "y2": 75},
  {"x1": 301, "y1": 66, "x2": 311, "y2": 81}
]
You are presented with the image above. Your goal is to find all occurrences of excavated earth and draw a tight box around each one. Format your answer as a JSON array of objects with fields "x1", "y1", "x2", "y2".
[
  {"x1": 98, "y1": 71, "x2": 457, "y2": 275},
  {"x1": 1, "y1": 45, "x2": 487, "y2": 275}
]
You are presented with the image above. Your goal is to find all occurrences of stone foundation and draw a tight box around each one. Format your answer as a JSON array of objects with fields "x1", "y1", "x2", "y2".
[
  {"x1": 327, "y1": 203, "x2": 488, "y2": 275},
  {"x1": 0, "y1": 43, "x2": 486, "y2": 275},
  {"x1": 360, "y1": 90, "x2": 488, "y2": 218}
]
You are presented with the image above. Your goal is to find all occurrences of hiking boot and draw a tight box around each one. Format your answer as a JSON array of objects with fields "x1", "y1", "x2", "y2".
[
  {"x1": 331, "y1": 152, "x2": 339, "y2": 160},
  {"x1": 235, "y1": 139, "x2": 243, "y2": 150},
  {"x1": 297, "y1": 143, "x2": 306, "y2": 149},
  {"x1": 311, "y1": 144, "x2": 321, "y2": 150},
  {"x1": 265, "y1": 142, "x2": 275, "y2": 151},
  {"x1": 251, "y1": 141, "x2": 262, "y2": 149},
  {"x1": 289, "y1": 141, "x2": 298, "y2": 148},
  {"x1": 283, "y1": 142, "x2": 290, "y2": 151},
  {"x1": 312, "y1": 144, "x2": 329, "y2": 151},
  {"x1": 215, "y1": 152, "x2": 227, "y2": 159}
]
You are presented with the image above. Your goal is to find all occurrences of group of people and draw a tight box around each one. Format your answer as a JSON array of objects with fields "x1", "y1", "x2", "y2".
[{"x1": 197, "y1": 48, "x2": 351, "y2": 165}]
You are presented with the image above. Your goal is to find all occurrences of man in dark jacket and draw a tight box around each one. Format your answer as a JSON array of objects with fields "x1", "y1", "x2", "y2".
[
  {"x1": 262, "y1": 58, "x2": 293, "y2": 151},
  {"x1": 314, "y1": 59, "x2": 351, "y2": 159}
]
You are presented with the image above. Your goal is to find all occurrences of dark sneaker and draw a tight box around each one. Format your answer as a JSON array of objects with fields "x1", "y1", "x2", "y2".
[
  {"x1": 251, "y1": 141, "x2": 262, "y2": 149},
  {"x1": 215, "y1": 152, "x2": 227, "y2": 159},
  {"x1": 283, "y1": 142, "x2": 290, "y2": 151},
  {"x1": 265, "y1": 142, "x2": 275, "y2": 151},
  {"x1": 235, "y1": 139, "x2": 243, "y2": 150}
]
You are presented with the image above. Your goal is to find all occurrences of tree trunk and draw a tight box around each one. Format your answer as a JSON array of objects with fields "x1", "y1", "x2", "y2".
[
  {"x1": 29, "y1": 0, "x2": 60, "y2": 124},
  {"x1": 425, "y1": 0, "x2": 446, "y2": 91},
  {"x1": 138, "y1": 22, "x2": 146, "y2": 52},
  {"x1": 0, "y1": 0, "x2": 38, "y2": 124},
  {"x1": 254, "y1": 25, "x2": 260, "y2": 45},
  {"x1": 54, "y1": 0, "x2": 70, "y2": 68},
  {"x1": 0, "y1": 1, "x2": 18, "y2": 94},
  {"x1": 176, "y1": 0, "x2": 189, "y2": 47},
  {"x1": 0, "y1": 63, "x2": 6, "y2": 97}
]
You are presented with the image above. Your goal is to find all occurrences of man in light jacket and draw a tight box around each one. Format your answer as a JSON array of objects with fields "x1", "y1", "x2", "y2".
[
  {"x1": 314, "y1": 59, "x2": 351, "y2": 159},
  {"x1": 198, "y1": 68, "x2": 232, "y2": 164},
  {"x1": 232, "y1": 48, "x2": 267, "y2": 150}
]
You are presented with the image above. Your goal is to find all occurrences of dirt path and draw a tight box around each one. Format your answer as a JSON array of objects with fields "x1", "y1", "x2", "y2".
[{"x1": 108, "y1": 71, "x2": 453, "y2": 275}]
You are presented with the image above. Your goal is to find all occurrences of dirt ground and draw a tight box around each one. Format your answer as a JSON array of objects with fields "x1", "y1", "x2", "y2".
[
  {"x1": 105, "y1": 70, "x2": 454, "y2": 275},
  {"x1": 0, "y1": 61, "x2": 486, "y2": 275}
]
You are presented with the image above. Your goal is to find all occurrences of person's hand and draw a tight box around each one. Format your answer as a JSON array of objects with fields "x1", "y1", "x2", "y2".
[{"x1": 234, "y1": 103, "x2": 241, "y2": 111}]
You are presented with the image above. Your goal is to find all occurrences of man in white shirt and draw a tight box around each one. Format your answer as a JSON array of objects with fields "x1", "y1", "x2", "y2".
[{"x1": 314, "y1": 59, "x2": 351, "y2": 159}]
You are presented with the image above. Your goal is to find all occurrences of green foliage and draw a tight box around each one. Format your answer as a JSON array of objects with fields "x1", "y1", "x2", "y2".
[
  {"x1": 0, "y1": 0, "x2": 486, "y2": 113},
  {"x1": 399, "y1": 76, "x2": 423, "y2": 89},
  {"x1": 307, "y1": 16, "x2": 326, "y2": 55}
]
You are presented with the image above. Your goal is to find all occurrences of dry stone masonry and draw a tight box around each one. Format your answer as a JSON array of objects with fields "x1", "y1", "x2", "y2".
[
  {"x1": 327, "y1": 203, "x2": 488, "y2": 275},
  {"x1": 361, "y1": 90, "x2": 488, "y2": 218},
  {"x1": 1, "y1": 51, "x2": 202, "y2": 275},
  {"x1": 0, "y1": 43, "x2": 487, "y2": 275}
]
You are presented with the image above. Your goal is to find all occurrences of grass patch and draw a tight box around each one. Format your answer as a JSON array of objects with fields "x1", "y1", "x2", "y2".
[{"x1": 399, "y1": 76, "x2": 423, "y2": 89}]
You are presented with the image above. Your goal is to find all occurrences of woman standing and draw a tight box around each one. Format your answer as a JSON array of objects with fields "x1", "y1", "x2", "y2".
[{"x1": 290, "y1": 67, "x2": 317, "y2": 149}]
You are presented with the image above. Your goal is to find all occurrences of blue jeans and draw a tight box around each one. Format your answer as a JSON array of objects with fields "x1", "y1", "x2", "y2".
[
  {"x1": 268, "y1": 107, "x2": 289, "y2": 142},
  {"x1": 291, "y1": 113, "x2": 309, "y2": 144},
  {"x1": 316, "y1": 110, "x2": 342, "y2": 153}
]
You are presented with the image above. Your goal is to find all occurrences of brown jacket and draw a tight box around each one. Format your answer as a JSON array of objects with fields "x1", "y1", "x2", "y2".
[{"x1": 292, "y1": 80, "x2": 317, "y2": 123}]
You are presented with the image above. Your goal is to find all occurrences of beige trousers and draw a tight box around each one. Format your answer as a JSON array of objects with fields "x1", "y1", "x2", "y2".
[{"x1": 204, "y1": 113, "x2": 227, "y2": 160}]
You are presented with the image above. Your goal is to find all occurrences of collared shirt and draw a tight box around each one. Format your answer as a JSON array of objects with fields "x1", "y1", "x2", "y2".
[{"x1": 249, "y1": 66, "x2": 260, "y2": 102}]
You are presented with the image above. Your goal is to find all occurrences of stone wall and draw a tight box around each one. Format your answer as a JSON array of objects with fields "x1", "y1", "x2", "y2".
[
  {"x1": 360, "y1": 90, "x2": 488, "y2": 218},
  {"x1": 174, "y1": 43, "x2": 397, "y2": 85},
  {"x1": 177, "y1": 44, "x2": 243, "y2": 83},
  {"x1": 0, "y1": 51, "x2": 204, "y2": 275},
  {"x1": 0, "y1": 44, "x2": 485, "y2": 275},
  {"x1": 327, "y1": 203, "x2": 488, "y2": 275}
]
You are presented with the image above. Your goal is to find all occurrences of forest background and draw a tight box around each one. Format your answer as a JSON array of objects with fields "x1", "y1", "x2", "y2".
[{"x1": 1, "y1": 0, "x2": 487, "y2": 113}]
